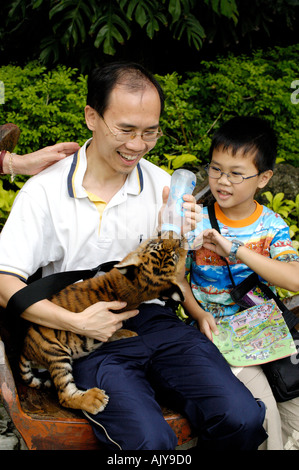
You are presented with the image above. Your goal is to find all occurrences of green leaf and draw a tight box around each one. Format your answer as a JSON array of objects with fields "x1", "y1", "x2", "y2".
[
  {"x1": 262, "y1": 191, "x2": 273, "y2": 205},
  {"x1": 135, "y1": 4, "x2": 147, "y2": 28},
  {"x1": 272, "y1": 192, "x2": 285, "y2": 212},
  {"x1": 160, "y1": 165, "x2": 173, "y2": 174},
  {"x1": 169, "y1": 0, "x2": 181, "y2": 22},
  {"x1": 172, "y1": 153, "x2": 198, "y2": 169},
  {"x1": 164, "y1": 153, "x2": 178, "y2": 161}
]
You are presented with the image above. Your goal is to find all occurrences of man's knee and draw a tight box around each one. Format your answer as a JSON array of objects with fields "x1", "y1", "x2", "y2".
[{"x1": 200, "y1": 397, "x2": 267, "y2": 450}]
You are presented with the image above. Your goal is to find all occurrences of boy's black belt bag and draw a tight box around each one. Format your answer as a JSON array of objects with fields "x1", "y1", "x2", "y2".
[{"x1": 208, "y1": 203, "x2": 299, "y2": 402}]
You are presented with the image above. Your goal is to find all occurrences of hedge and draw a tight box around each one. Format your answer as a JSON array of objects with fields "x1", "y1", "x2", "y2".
[
  {"x1": 0, "y1": 44, "x2": 298, "y2": 168},
  {"x1": 0, "y1": 44, "x2": 298, "y2": 223}
]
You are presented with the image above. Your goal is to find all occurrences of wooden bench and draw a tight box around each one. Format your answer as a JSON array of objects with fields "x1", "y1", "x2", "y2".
[{"x1": 0, "y1": 336, "x2": 196, "y2": 450}]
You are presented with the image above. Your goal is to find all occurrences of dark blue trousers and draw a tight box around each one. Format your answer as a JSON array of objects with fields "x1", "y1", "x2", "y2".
[{"x1": 73, "y1": 304, "x2": 267, "y2": 450}]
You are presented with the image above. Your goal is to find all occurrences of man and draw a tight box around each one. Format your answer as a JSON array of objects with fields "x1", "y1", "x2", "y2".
[{"x1": 0, "y1": 62, "x2": 267, "y2": 450}]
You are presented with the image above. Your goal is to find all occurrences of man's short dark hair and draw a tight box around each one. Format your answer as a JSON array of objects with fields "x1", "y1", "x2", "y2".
[
  {"x1": 87, "y1": 61, "x2": 165, "y2": 116},
  {"x1": 209, "y1": 116, "x2": 278, "y2": 172}
]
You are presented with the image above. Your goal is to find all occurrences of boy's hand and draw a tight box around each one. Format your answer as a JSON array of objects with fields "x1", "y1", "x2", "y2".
[
  {"x1": 197, "y1": 311, "x2": 219, "y2": 341},
  {"x1": 202, "y1": 228, "x2": 232, "y2": 258}
]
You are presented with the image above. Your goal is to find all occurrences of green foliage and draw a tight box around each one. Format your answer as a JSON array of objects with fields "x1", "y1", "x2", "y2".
[
  {"x1": 1, "y1": 44, "x2": 298, "y2": 167},
  {"x1": 151, "y1": 44, "x2": 299, "y2": 167},
  {"x1": 0, "y1": 44, "x2": 298, "y2": 228},
  {"x1": 263, "y1": 191, "x2": 299, "y2": 251},
  {"x1": 0, "y1": 180, "x2": 18, "y2": 218},
  {"x1": 1, "y1": 0, "x2": 238, "y2": 65},
  {"x1": 262, "y1": 190, "x2": 299, "y2": 299},
  {"x1": 2, "y1": 0, "x2": 298, "y2": 71},
  {"x1": 0, "y1": 63, "x2": 90, "y2": 155},
  {"x1": 160, "y1": 153, "x2": 199, "y2": 174}
]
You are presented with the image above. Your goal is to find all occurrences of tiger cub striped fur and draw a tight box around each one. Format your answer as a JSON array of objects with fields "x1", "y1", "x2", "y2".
[{"x1": 19, "y1": 233, "x2": 186, "y2": 415}]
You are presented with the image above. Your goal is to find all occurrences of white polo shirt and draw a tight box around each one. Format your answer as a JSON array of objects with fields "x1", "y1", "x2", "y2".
[{"x1": 0, "y1": 139, "x2": 171, "y2": 281}]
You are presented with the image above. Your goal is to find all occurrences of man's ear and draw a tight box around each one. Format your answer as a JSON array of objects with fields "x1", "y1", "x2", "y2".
[
  {"x1": 85, "y1": 105, "x2": 97, "y2": 132},
  {"x1": 257, "y1": 169, "x2": 273, "y2": 189}
]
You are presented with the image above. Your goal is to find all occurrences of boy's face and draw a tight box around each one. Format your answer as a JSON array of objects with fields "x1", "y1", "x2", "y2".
[
  {"x1": 85, "y1": 84, "x2": 161, "y2": 176},
  {"x1": 208, "y1": 146, "x2": 272, "y2": 218}
]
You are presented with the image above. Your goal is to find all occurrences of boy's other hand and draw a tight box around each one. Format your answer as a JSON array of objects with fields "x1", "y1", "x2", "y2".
[{"x1": 202, "y1": 228, "x2": 232, "y2": 258}]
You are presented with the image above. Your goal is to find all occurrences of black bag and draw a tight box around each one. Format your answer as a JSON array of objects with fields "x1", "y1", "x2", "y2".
[
  {"x1": 263, "y1": 329, "x2": 299, "y2": 402},
  {"x1": 208, "y1": 204, "x2": 299, "y2": 402}
]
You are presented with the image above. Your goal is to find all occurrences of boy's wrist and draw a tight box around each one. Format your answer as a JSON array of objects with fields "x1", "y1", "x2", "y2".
[{"x1": 228, "y1": 239, "x2": 244, "y2": 262}]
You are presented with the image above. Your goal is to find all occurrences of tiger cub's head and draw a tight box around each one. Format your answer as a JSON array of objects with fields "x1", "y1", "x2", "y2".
[{"x1": 114, "y1": 232, "x2": 187, "y2": 303}]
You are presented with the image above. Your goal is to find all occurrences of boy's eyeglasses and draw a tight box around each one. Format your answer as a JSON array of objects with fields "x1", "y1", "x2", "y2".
[
  {"x1": 205, "y1": 164, "x2": 260, "y2": 184},
  {"x1": 101, "y1": 116, "x2": 163, "y2": 143}
]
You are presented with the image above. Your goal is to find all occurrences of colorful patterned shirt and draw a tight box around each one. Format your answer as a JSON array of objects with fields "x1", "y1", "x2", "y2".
[{"x1": 187, "y1": 201, "x2": 299, "y2": 317}]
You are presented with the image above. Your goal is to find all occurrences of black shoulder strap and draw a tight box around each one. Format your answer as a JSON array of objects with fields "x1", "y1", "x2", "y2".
[
  {"x1": 207, "y1": 203, "x2": 220, "y2": 233},
  {"x1": 207, "y1": 203, "x2": 236, "y2": 288},
  {"x1": 5, "y1": 261, "x2": 117, "y2": 318}
]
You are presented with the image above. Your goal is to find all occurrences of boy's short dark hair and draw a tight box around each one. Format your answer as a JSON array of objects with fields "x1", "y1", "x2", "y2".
[
  {"x1": 87, "y1": 61, "x2": 165, "y2": 117},
  {"x1": 209, "y1": 116, "x2": 277, "y2": 172}
]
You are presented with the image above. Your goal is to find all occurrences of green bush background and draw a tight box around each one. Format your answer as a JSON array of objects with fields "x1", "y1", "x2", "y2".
[
  {"x1": 0, "y1": 44, "x2": 298, "y2": 228},
  {"x1": 1, "y1": 44, "x2": 298, "y2": 166}
]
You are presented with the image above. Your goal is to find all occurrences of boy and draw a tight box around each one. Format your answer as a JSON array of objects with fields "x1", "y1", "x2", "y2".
[{"x1": 182, "y1": 115, "x2": 299, "y2": 449}]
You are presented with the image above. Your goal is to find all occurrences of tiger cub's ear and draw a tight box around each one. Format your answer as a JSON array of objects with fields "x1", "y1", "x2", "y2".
[
  {"x1": 114, "y1": 253, "x2": 141, "y2": 279},
  {"x1": 161, "y1": 282, "x2": 185, "y2": 303}
]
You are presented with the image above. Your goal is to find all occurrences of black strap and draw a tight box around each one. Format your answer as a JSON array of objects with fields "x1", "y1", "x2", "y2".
[
  {"x1": 207, "y1": 203, "x2": 299, "y2": 330},
  {"x1": 5, "y1": 261, "x2": 117, "y2": 318},
  {"x1": 207, "y1": 204, "x2": 236, "y2": 288}
]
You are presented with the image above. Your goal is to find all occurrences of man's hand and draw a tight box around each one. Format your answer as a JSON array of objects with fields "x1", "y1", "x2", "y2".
[
  {"x1": 76, "y1": 301, "x2": 139, "y2": 342},
  {"x1": 181, "y1": 193, "x2": 202, "y2": 234},
  {"x1": 158, "y1": 186, "x2": 202, "y2": 235}
]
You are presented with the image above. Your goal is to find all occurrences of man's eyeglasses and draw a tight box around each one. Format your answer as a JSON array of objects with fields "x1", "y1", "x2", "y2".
[
  {"x1": 101, "y1": 116, "x2": 163, "y2": 143},
  {"x1": 205, "y1": 164, "x2": 260, "y2": 184}
]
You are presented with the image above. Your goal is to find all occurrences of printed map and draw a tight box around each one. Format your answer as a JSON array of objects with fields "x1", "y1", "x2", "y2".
[{"x1": 213, "y1": 299, "x2": 296, "y2": 367}]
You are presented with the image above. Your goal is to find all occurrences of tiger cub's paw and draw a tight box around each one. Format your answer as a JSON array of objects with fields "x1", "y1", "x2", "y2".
[{"x1": 82, "y1": 387, "x2": 109, "y2": 415}]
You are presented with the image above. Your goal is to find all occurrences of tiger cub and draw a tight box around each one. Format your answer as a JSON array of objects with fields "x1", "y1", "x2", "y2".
[{"x1": 19, "y1": 233, "x2": 186, "y2": 415}]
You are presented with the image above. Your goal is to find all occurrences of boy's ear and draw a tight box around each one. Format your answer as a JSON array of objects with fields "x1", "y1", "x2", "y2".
[
  {"x1": 257, "y1": 169, "x2": 273, "y2": 189},
  {"x1": 85, "y1": 105, "x2": 97, "y2": 131}
]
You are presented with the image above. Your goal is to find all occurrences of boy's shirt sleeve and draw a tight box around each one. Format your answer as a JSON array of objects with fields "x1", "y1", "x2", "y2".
[{"x1": 268, "y1": 211, "x2": 299, "y2": 261}]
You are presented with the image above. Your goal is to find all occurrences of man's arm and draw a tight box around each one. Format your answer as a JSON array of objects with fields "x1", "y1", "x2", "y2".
[{"x1": 0, "y1": 274, "x2": 138, "y2": 342}]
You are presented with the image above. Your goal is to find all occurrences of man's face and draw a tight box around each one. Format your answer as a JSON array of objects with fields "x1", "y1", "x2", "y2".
[{"x1": 85, "y1": 84, "x2": 161, "y2": 176}]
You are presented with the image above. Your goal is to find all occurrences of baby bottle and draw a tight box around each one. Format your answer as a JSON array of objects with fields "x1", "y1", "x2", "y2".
[{"x1": 161, "y1": 169, "x2": 196, "y2": 236}]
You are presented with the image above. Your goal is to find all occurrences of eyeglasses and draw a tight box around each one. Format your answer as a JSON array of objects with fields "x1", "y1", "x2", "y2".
[
  {"x1": 205, "y1": 164, "x2": 260, "y2": 184},
  {"x1": 101, "y1": 116, "x2": 163, "y2": 143}
]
